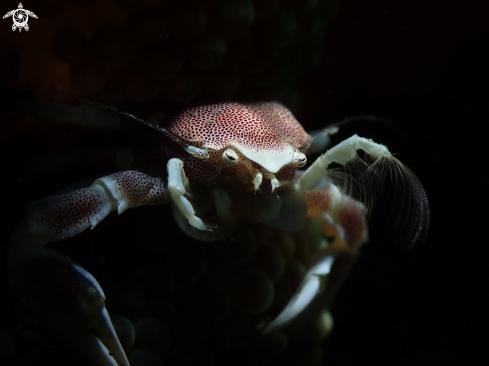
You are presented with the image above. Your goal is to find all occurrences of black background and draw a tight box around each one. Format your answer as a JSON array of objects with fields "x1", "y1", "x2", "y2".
[
  {"x1": 306, "y1": 1, "x2": 488, "y2": 365},
  {"x1": 1, "y1": 1, "x2": 488, "y2": 365}
]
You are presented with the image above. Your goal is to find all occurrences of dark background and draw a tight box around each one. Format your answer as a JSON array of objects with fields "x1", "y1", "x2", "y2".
[
  {"x1": 308, "y1": 1, "x2": 488, "y2": 365},
  {"x1": 1, "y1": 0, "x2": 488, "y2": 365}
]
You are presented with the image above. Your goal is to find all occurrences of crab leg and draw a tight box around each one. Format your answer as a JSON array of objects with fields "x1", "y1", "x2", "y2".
[
  {"x1": 20, "y1": 170, "x2": 168, "y2": 242},
  {"x1": 263, "y1": 251, "x2": 336, "y2": 335},
  {"x1": 167, "y1": 158, "x2": 205, "y2": 230},
  {"x1": 299, "y1": 134, "x2": 430, "y2": 248},
  {"x1": 9, "y1": 170, "x2": 169, "y2": 366},
  {"x1": 298, "y1": 134, "x2": 391, "y2": 192},
  {"x1": 306, "y1": 126, "x2": 339, "y2": 155},
  {"x1": 265, "y1": 178, "x2": 366, "y2": 334}
]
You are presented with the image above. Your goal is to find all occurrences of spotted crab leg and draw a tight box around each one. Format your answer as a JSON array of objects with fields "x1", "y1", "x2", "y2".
[{"x1": 9, "y1": 171, "x2": 169, "y2": 366}]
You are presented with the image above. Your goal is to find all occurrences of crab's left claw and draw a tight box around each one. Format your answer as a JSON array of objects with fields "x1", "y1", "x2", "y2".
[
  {"x1": 263, "y1": 248, "x2": 354, "y2": 335},
  {"x1": 9, "y1": 223, "x2": 129, "y2": 366}
]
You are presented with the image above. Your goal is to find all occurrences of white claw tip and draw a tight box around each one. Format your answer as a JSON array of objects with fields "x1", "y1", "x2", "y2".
[{"x1": 253, "y1": 172, "x2": 263, "y2": 193}]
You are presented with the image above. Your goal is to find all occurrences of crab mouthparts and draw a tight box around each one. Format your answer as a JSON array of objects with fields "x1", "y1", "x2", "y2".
[{"x1": 252, "y1": 170, "x2": 281, "y2": 194}]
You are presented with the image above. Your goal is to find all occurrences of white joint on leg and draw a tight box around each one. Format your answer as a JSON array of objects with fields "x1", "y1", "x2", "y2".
[
  {"x1": 323, "y1": 134, "x2": 390, "y2": 166},
  {"x1": 87, "y1": 183, "x2": 117, "y2": 228},
  {"x1": 357, "y1": 136, "x2": 390, "y2": 158},
  {"x1": 167, "y1": 158, "x2": 205, "y2": 230},
  {"x1": 94, "y1": 177, "x2": 129, "y2": 215}
]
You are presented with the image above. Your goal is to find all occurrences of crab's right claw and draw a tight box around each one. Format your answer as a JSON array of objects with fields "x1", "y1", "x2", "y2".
[
  {"x1": 167, "y1": 158, "x2": 205, "y2": 230},
  {"x1": 8, "y1": 224, "x2": 129, "y2": 366}
]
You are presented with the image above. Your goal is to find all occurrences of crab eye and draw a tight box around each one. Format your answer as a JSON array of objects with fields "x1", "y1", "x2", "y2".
[
  {"x1": 294, "y1": 152, "x2": 307, "y2": 167},
  {"x1": 222, "y1": 148, "x2": 238, "y2": 165}
]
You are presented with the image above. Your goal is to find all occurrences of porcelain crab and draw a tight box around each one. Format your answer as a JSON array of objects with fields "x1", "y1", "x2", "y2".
[{"x1": 6, "y1": 96, "x2": 429, "y2": 366}]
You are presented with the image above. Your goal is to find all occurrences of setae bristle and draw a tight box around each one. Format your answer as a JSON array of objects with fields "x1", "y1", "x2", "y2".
[{"x1": 325, "y1": 152, "x2": 430, "y2": 249}]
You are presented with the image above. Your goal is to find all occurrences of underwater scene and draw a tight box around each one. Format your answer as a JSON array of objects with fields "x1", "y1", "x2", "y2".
[{"x1": 0, "y1": 1, "x2": 486, "y2": 365}]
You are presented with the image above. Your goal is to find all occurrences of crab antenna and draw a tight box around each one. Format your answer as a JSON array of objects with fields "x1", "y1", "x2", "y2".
[
  {"x1": 329, "y1": 115, "x2": 409, "y2": 145},
  {"x1": 50, "y1": 91, "x2": 209, "y2": 158}
]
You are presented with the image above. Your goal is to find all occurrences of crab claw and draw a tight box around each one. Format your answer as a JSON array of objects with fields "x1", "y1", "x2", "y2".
[
  {"x1": 263, "y1": 249, "x2": 354, "y2": 335},
  {"x1": 8, "y1": 223, "x2": 129, "y2": 366}
]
